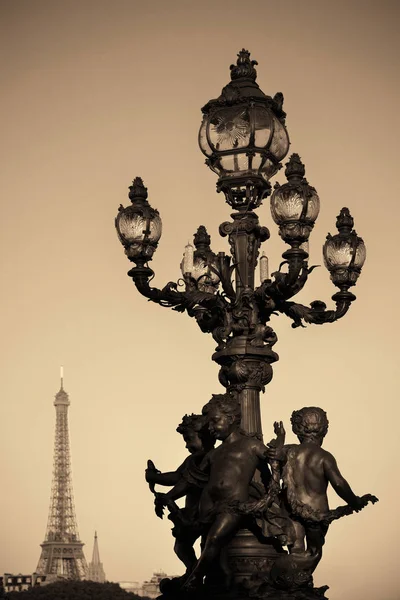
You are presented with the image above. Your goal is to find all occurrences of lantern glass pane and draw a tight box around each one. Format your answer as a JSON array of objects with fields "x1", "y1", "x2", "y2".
[
  {"x1": 271, "y1": 188, "x2": 304, "y2": 223},
  {"x1": 270, "y1": 116, "x2": 290, "y2": 160},
  {"x1": 199, "y1": 117, "x2": 213, "y2": 157},
  {"x1": 192, "y1": 258, "x2": 220, "y2": 293},
  {"x1": 354, "y1": 239, "x2": 366, "y2": 268},
  {"x1": 305, "y1": 191, "x2": 320, "y2": 222},
  {"x1": 209, "y1": 107, "x2": 251, "y2": 151},
  {"x1": 253, "y1": 106, "x2": 272, "y2": 148},
  {"x1": 118, "y1": 212, "x2": 162, "y2": 244},
  {"x1": 220, "y1": 153, "x2": 249, "y2": 174},
  {"x1": 252, "y1": 153, "x2": 263, "y2": 170},
  {"x1": 260, "y1": 158, "x2": 279, "y2": 180},
  {"x1": 323, "y1": 238, "x2": 353, "y2": 268}
]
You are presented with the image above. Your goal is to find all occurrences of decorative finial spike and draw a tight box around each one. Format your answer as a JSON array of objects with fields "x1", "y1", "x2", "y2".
[
  {"x1": 128, "y1": 177, "x2": 148, "y2": 203},
  {"x1": 285, "y1": 153, "x2": 306, "y2": 181},
  {"x1": 60, "y1": 365, "x2": 64, "y2": 389},
  {"x1": 230, "y1": 49, "x2": 258, "y2": 81}
]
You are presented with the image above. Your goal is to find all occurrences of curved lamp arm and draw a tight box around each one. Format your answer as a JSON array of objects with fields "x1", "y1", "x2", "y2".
[
  {"x1": 254, "y1": 262, "x2": 319, "y2": 320},
  {"x1": 128, "y1": 265, "x2": 188, "y2": 310},
  {"x1": 129, "y1": 265, "x2": 230, "y2": 321},
  {"x1": 278, "y1": 290, "x2": 356, "y2": 329}
]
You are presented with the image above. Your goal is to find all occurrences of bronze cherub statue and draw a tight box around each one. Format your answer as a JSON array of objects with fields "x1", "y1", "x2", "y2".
[
  {"x1": 243, "y1": 407, "x2": 378, "y2": 594},
  {"x1": 145, "y1": 413, "x2": 214, "y2": 576},
  {"x1": 180, "y1": 393, "x2": 292, "y2": 592}
]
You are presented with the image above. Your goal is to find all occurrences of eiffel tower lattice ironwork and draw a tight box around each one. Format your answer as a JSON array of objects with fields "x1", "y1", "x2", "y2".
[{"x1": 36, "y1": 371, "x2": 87, "y2": 579}]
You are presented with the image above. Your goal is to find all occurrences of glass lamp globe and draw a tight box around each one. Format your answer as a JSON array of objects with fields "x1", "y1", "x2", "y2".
[
  {"x1": 180, "y1": 226, "x2": 220, "y2": 294},
  {"x1": 270, "y1": 154, "x2": 320, "y2": 246},
  {"x1": 323, "y1": 207, "x2": 366, "y2": 287},
  {"x1": 115, "y1": 178, "x2": 162, "y2": 262},
  {"x1": 198, "y1": 49, "x2": 290, "y2": 209}
]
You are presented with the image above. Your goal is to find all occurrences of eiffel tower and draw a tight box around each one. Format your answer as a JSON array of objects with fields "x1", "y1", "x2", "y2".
[{"x1": 36, "y1": 370, "x2": 87, "y2": 579}]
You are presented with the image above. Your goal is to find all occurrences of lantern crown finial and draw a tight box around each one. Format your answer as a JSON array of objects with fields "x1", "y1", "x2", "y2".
[
  {"x1": 129, "y1": 177, "x2": 148, "y2": 203},
  {"x1": 336, "y1": 207, "x2": 354, "y2": 234},
  {"x1": 230, "y1": 49, "x2": 258, "y2": 81},
  {"x1": 193, "y1": 225, "x2": 212, "y2": 258},
  {"x1": 285, "y1": 154, "x2": 306, "y2": 181},
  {"x1": 194, "y1": 225, "x2": 211, "y2": 249}
]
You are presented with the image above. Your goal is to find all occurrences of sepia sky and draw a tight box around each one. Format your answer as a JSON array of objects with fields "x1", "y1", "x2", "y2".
[{"x1": 0, "y1": 1, "x2": 399, "y2": 598}]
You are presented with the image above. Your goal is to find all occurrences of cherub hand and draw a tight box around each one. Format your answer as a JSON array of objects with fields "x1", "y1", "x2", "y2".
[
  {"x1": 274, "y1": 421, "x2": 286, "y2": 438},
  {"x1": 265, "y1": 444, "x2": 278, "y2": 460},
  {"x1": 352, "y1": 494, "x2": 379, "y2": 512},
  {"x1": 145, "y1": 468, "x2": 158, "y2": 484},
  {"x1": 145, "y1": 459, "x2": 160, "y2": 484}
]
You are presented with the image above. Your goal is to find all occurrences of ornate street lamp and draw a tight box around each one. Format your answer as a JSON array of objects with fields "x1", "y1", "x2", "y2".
[
  {"x1": 115, "y1": 50, "x2": 365, "y2": 426},
  {"x1": 115, "y1": 49, "x2": 368, "y2": 597}
]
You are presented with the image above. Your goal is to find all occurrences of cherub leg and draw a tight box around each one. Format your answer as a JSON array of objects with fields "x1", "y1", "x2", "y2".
[
  {"x1": 288, "y1": 520, "x2": 306, "y2": 554},
  {"x1": 173, "y1": 535, "x2": 198, "y2": 573},
  {"x1": 184, "y1": 513, "x2": 242, "y2": 589},
  {"x1": 219, "y1": 546, "x2": 233, "y2": 589},
  {"x1": 305, "y1": 523, "x2": 328, "y2": 561}
]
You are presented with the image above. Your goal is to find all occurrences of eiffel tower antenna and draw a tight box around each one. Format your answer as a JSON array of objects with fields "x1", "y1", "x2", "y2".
[{"x1": 36, "y1": 372, "x2": 87, "y2": 579}]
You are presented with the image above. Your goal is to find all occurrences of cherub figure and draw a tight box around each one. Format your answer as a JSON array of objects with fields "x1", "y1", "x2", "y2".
[
  {"x1": 276, "y1": 407, "x2": 377, "y2": 567},
  {"x1": 145, "y1": 413, "x2": 215, "y2": 576},
  {"x1": 180, "y1": 393, "x2": 289, "y2": 591}
]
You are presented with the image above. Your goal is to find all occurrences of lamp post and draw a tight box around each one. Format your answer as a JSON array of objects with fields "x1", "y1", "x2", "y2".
[
  {"x1": 115, "y1": 49, "x2": 367, "y2": 590},
  {"x1": 115, "y1": 49, "x2": 365, "y2": 436}
]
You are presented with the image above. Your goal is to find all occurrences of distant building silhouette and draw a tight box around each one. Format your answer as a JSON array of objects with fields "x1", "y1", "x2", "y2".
[
  {"x1": 36, "y1": 370, "x2": 87, "y2": 579},
  {"x1": 118, "y1": 571, "x2": 176, "y2": 598},
  {"x1": 118, "y1": 581, "x2": 141, "y2": 595},
  {"x1": 87, "y1": 531, "x2": 106, "y2": 582},
  {"x1": 141, "y1": 572, "x2": 169, "y2": 598},
  {"x1": 1, "y1": 573, "x2": 47, "y2": 593}
]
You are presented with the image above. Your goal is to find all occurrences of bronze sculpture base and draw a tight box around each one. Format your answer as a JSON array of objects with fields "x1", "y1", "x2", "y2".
[
  {"x1": 226, "y1": 528, "x2": 284, "y2": 586},
  {"x1": 157, "y1": 528, "x2": 329, "y2": 599}
]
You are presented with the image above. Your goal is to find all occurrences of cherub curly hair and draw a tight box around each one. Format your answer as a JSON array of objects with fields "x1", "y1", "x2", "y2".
[
  {"x1": 291, "y1": 407, "x2": 329, "y2": 441},
  {"x1": 176, "y1": 413, "x2": 206, "y2": 435},
  {"x1": 202, "y1": 393, "x2": 241, "y2": 424},
  {"x1": 176, "y1": 413, "x2": 215, "y2": 451}
]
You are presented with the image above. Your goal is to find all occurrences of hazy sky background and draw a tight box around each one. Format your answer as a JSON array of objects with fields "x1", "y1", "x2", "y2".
[{"x1": 0, "y1": 1, "x2": 399, "y2": 598}]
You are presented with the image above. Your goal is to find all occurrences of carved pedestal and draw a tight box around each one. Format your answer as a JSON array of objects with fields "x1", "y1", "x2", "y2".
[{"x1": 226, "y1": 529, "x2": 283, "y2": 585}]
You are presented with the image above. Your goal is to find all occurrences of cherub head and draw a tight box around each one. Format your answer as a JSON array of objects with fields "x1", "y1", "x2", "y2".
[
  {"x1": 176, "y1": 413, "x2": 215, "y2": 453},
  {"x1": 202, "y1": 393, "x2": 241, "y2": 441},
  {"x1": 291, "y1": 407, "x2": 329, "y2": 445}
]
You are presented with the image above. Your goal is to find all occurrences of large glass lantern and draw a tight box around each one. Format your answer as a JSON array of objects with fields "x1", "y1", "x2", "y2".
[
  {"x1": 323, "y1": 207, "x2": 366, "y2": 288},
  {"x1": 115, "y1": 177, "x2": 162, "y2": 263},
  {"x1": 199, "y1": 49, "x2": 290, "y2": 210},
  {"x1": 270, "y1": 154, "x2": 320, "y2": 247}
]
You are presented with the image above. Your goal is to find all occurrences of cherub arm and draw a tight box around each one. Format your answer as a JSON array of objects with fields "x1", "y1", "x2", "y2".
[
  {"x1": 161, "y1": 452, "x2": 212, "y2": 503},
  {"x1": 254, "y1": 421, "x2": 287, "y2": 462},
  {"x1": 239, "y1": 422, "x2": 286, "y2": 516},
  {"x1": 145, "y1": 458, "x2": 187, "y2": 487},
  {"x1": 323, "y1": 452, "x2": 364, "y2": 510}
]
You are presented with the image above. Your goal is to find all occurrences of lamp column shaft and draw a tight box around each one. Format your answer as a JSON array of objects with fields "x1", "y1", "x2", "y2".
[
  {"x1": 216, "y1": 211, "x2": 275, "y2": 437},
  {"x1": 215, "y1": 213, "x2": 281, "y2": 583},
  {"x1": 240, "y1": 387, "x2": 262, "y2": 435},
  {"x1": 233, "y1": 226, "x2": 256, "y2": 292}
]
